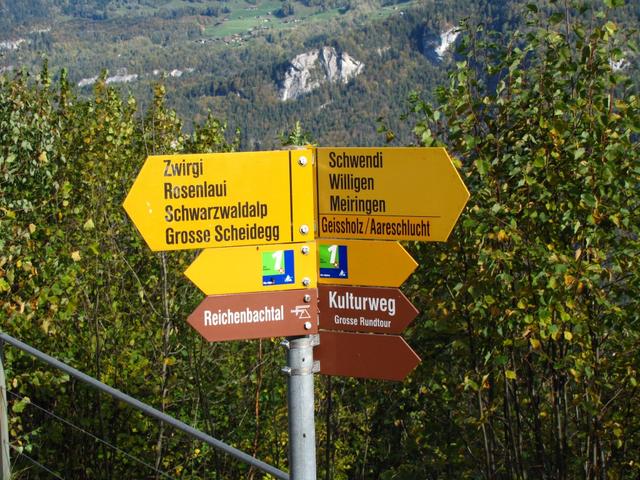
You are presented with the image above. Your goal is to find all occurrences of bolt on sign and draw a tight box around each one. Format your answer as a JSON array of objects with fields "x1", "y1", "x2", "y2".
[
  {"x1": 185, "y1": 242, "x2": 317, "y2": 295},
  {"x1": 315, "y1": 147, "x2": 470, "y2": 241},
  {"x1": 123, "y1": 150, "x2": 314, "y2": 251},
  {"x1": 188, "y1": 289, "x2": 318, "y2": 342}
]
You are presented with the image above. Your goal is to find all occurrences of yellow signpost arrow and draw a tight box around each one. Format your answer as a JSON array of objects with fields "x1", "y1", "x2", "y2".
[
  {"x1": 185, "y1": 242, "x2": 317, "y2": 295},
  {"x1": 315, "y1": 147, "x2": 469, "y2": 241},
  {"x1": 316, "y1": 239, "x2": 417, "y2": 287},
  {"x1": 123, "y1": 150, "x2": 314, "y2": 251}
]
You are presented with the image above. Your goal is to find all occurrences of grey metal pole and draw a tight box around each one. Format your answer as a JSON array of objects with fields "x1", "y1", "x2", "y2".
[{"x1": 284, "y1": 335, "x2": 317, "y2": 480}]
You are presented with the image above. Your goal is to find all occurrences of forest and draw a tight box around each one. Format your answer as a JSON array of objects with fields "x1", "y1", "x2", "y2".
[
  {"x1": 5, "y1": 0, "x2": 638, "y2": 149},
  {"x1": 1, "y1": 1, "x2": 640, "y2": 479}
]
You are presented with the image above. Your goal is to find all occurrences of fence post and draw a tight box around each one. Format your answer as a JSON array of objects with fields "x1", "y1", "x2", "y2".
[{"x1": 0, "y1": 340, "x2": 11, "y2": 480}]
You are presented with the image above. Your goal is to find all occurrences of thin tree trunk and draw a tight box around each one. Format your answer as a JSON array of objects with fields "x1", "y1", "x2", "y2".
[
  {"x1": 247, "y1": 340, "x2": 264, "y2": 480},
  {"x1": 325, "y1": 376, "x2": 332, "y2": 480},
  {"x1": 155, "y1": 252, "x2": 172, "y2": 478},
  {"x1": 526, "y1": 355, "x2": 546, "y2": 478}
]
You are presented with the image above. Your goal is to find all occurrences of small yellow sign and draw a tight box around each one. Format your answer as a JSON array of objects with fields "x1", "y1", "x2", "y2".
[
  {"x1": 185, "y1": 242, "x2": 317, "y2": 295},
  {"x1": 123, "y1": 150, "x2": 315, "y2": 251},
  {"x1": 315, "y1": 147, "x2": 469, "y2": 241},
  {"x1": 316, "y1": 239, "x2": 417, "y2": 287}
]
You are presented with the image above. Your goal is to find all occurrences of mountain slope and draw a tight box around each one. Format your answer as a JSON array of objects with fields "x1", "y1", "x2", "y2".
[{"x1": 1, "y1": 0, "x2": 638, "y2": 147}]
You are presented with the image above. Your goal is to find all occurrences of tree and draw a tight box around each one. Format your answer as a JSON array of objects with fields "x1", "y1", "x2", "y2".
[
  {"x1": 0, "y1": 71, "x2": 277, "y2": 479},
  {"x1": 275, "y1": 1, "x2": 295, "y2": 18},
  {"x1": 395, "y1": 3, "x2": 640, "y2": 478}
]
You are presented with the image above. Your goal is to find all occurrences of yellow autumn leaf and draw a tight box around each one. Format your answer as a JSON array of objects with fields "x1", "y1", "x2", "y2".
[
  {"x1": 564, "y1": 274, "x2": 576, "y2": 287},
  {"x1": 28, "y1": 224, "x2": 36, "y2": 234},
  {"x1": 505, "y1": 370, "x2": 517, "y2": 380},
  {"x1": 530, "y1": 338, "x2": 541, "y2": 349},
  {"x1": 71, "y1": 251, "x2": 81, "y2": 262},
  {"x1": 497, "y1": 229, "x2": 508, "y2": 241},
  {"x1": 564, "y1": 331, "x2": 573, "y2": 341}
]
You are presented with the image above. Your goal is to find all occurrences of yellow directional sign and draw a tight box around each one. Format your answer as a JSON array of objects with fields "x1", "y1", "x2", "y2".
[
  {"x1": 315, "y1": 147, "x2": 469, "y2": 241},
  {"x1": 317, "y1": 239, "x2": 417, "y2": 287},
  {"x1": 123, "y1": 150, "x2": 314, "y2": 251},
  {"x1": 185, "y1": 242, "x2": 317, "y2": 295}
]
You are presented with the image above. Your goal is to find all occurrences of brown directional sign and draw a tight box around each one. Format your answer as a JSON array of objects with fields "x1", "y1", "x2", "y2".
[
  {"x1": 318, "y1": 285, "x2": 418, "y2": 334},
  {"x1": 315, "y1": 331, "x2": 420, "y2": 381},
  {"x1": 188, "y1": 289, "x2": 318, "y2": 342}
]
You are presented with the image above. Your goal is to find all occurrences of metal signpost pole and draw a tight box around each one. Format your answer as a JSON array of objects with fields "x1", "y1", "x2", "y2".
[{"x1": 284, "y1": 335, "x2": 317, "y2": 480}]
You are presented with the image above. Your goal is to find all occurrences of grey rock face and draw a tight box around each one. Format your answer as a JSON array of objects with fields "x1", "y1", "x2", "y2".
[{"x1": 280, "y1": 46, "x2": 364, "y2": 101}]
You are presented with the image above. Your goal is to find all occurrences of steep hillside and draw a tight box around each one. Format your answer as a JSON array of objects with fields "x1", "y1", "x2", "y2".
[{"x1": 1, "y1": 0, "x2": 638, "y2": 147}]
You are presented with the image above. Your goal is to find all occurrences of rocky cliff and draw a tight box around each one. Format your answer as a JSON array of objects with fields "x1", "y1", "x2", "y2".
[
  {"x1": 279, "y1": 46, "x2": 364, "y2": 101},
  {"x1": 419, "y1": 26, "x2": 459, "y2": 63}
]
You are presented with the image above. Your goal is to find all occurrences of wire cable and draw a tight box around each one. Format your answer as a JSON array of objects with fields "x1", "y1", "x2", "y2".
[
  {"x1": 7, "y1": 390, "x2": 177, "y2": 480},
  {"x1": 0, "y1": 332, "x2": 289, "y2": 480},
  {"x1": 10, "y1": 444, "x2": 65, "y2": 480}
]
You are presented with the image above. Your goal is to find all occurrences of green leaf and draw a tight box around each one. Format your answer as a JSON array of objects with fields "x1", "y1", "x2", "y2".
[
  {"x1": 464, "y1": 376, "x2": 480, "y2": 391},
  {"x1": 604, "y1": 21, "x2": 617, "y2": 36},
  {"x1": 475, "y1": 158, "x2": 490, "y2": 176},
  {"x1": 549, "y1": 13, "x2": 564, "y2": 25},
  {"x1": 12, "y1": 397, "x2": 30, "y2": 413}
]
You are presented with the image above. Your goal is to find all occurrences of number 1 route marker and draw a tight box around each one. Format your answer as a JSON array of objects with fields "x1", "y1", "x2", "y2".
[
  {"x1": 316, "y1": 239, "x2": 417, "y2": 287},
  {"x1": 185, "y1": 242, "x2": 317, "y2": 295}
]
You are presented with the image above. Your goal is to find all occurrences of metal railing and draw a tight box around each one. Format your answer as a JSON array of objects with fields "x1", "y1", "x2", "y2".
[{"x1": 0, "y1": 332, "x2": 289, "y2": 480}]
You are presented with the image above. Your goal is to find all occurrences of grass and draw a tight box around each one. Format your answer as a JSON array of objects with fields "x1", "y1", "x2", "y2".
[
  {"x1": 203, "y1": 0, "x2": 420, "y2": 40},
  {"x1": 204, "y1": 0, "x2": 282, "y2": 38}
]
